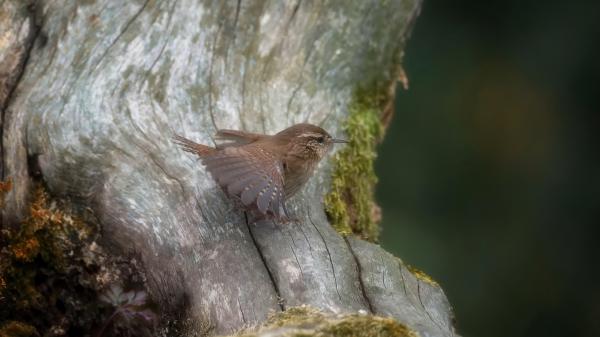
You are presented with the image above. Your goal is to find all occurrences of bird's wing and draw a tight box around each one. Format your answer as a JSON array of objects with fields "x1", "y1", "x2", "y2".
[
  {"x1": 214, "y1": 129, "x2": 267, "y2": 149},
  {"x1": 202, "y1": 145, "x2": 286, "y2": 218}
]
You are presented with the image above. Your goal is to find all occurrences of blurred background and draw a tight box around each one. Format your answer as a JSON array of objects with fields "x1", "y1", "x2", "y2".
[{"x1": 376, "y1": 1, "x2": 599, "y2": 337}]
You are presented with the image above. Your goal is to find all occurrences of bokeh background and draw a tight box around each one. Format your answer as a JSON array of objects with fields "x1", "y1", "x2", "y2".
[{"x1": 376, "y1": 1, "x2": 599, "y2": 337}]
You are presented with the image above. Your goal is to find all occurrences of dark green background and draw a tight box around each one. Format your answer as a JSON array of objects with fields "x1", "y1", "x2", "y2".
[{"x1": 377, "y1": 1, "x2": 599, "y2": 337}]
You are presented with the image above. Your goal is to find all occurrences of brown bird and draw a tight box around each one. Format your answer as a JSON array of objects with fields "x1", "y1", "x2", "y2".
[{"x1": 173, "y1": 123, "x2": 347, "y2": 221}]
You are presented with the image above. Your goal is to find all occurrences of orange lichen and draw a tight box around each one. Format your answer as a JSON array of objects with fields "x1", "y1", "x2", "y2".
[
  {"x1": 0, "y1": 178, "x2": 12, "y2": 207},
  {"x1": 11, "y1": 238, "x2": 40, "y2": 262},
  {"x1": 0, "y1": 184, "x2": 103, "y2": 334},
  {"x1": 4, "y1": 186, "x2": 73, "y2": 264},
  {"x1": 0, "y1": 178, "x2": 12, "y2": 192}
]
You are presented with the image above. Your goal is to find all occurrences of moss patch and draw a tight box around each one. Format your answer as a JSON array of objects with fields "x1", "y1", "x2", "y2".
[
  {"x1": 234, "y1": 306, "x2": 418, "y2": 337},
  {"x1": 0, "y1": 184, "x2": 150, "y2": 336},
  {"x1": 325, "y1": 88, "x2": 387, "y2": 242},
  {"x1": 0, "y1": 184, "x2": 100, "y2": 334},
  {"x1": 406, "y1": 265, "x2": 439, "y2": 287}
]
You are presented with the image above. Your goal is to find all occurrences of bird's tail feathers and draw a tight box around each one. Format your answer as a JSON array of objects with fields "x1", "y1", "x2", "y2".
[{"x1": 173, "y1": 134, "x2": 216, "y2": 157}]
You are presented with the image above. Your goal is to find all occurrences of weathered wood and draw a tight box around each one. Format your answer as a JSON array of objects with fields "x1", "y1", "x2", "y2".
[
  {"x1": 347, "y1": 237, "x2": 455, "y2": 337},
  {"x1": 0, "y1": 0, "x2": 36, "y2": 215},
  {"x1": 1, "y1": 0, "x2": 457, "y2": 336}
]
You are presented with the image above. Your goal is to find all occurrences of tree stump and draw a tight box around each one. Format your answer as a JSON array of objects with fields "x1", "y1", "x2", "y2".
[{"x1": 1, "y1": 1, "x2": 457, "y2": 336}]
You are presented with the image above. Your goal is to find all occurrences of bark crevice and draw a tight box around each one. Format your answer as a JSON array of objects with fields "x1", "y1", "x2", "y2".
[
  {"x1": 344, "y1": 236, "x2": 375, "y2": 314},
  {"x1": 1, "y1": 3, "x2": 40, "y2": 179},
  {"x1": 308, "y1": 213, "x2": 342, "y2": 302},
  {"x1": 91, "y1": 0, "x2": 151, "y2": 73},
  {"x1": 246, "y1": 214, "x2": 285, "y2": 311}
]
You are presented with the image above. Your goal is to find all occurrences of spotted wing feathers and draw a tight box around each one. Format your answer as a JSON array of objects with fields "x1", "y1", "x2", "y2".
[{"x1": 202, "y1": 146, "x2": 286, "y2": 218}]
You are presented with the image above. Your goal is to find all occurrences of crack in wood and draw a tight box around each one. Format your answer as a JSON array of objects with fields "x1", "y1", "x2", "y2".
[
  {"x1": 290, "y1": 0, "x2": 302, "y2": 24},
  {"x1": 297, "y1": 222, "x2": 314, "y2": 257},
  {"x1": 92, "y1": 0, "x2": 151, "y2": 73},
  {"x1": 308, "y1": 213, "x2": 342, "y2": 302},
  {"x1": 274, "y1": 0, "x2": 302, "y2": 56},
  {"x1": 245, "y1": 214, "x2": 285, "y2": 311},
  {"x1": 398, "y1": 260, "x2": 409, "y2": 298},
  {"x1": 0, "y1": 3, "x2": 41, "y2": 227},
  {"x1": 237, "y1": 297, "x2": 247, "y2": 324},
  {"x1": 144, "y1": 0, "x2": 179, "y2": 82},
  {"x1": 289, "y1": 243, "x2": 305, "y2": 280},
  {"x1": 61, "y1": 0, "x2": 151, "y2": 116},
  {"x1": 231, "y1": 0, "x2": 242, "y2": 45},
  {"x1": 417, "y1": 279, "x2": 446, "y2": 333},
  {"x1": 344, "y1": 237, "x2": 374, "y2": 313},
  {"x1": 1, "y1": 5, "x2": 40, "y2": 174},
  {"x1": 133, "y1": 138, "x2": 186, "y2": 195}
]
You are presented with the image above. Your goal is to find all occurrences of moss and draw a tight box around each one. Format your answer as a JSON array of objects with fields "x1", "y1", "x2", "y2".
[
  {"x1": 234, "y1": 306, "x2": 418, "y2": 337},
  {"x1": 406, "y1": 264, "x2": 439, "y2": 287},
  {"x1": 0, "y1": 183, "x2": 153, "y2": 336},
  {"x1": 0, "y1": 185, "x2": 105, "y2": 334},
  {"x1": 0, "y1": 185, "x2": 92, "y2": 316},
  {"x1": 319, "y1": 316, "x2": 417, "y2": 337},
  {"x1": 0, "y1": 183, "x2": 156, "y2": 336},
  {"x1": 0, "y1": 321, "x2": 39, "y2": 337},
  {"x1": 262, "y1": 306, "x2": 324, "y2": 327},
  {"x1": 325, "y1": 88, "x2": 387, "y2": 242},
  {"x1": 5, "y1": 185, "x2": 92, "y2": 266}
]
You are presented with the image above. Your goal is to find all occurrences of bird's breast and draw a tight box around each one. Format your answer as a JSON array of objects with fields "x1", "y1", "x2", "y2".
[{"x1": 282, "y1": 157, "x2": 317, "y2": 198}]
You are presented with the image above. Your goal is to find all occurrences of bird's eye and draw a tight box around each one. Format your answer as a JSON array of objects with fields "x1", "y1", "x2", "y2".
[{"x1": 316, "y1": 136, "x2": 325, "y2": 144}]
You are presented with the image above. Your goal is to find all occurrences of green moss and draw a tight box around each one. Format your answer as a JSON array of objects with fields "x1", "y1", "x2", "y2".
[
  {"x1": 320, "y1": 316, "x2": 417, "y2": 337},
  {"x1": 325, "y1": 88, "x2": 386, "y2": 241},
  {"x1": 262, "y1": 306, "x2": 324, "y2": 328},
  {"x1": 233, "y1": 306, "x2": 418, "y2": 337},
  {"x1": 406, "y1": 264, "x2": 439, "y2": 287}
]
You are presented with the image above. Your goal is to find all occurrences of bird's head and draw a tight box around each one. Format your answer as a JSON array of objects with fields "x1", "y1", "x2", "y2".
[{"x1": 276, "y1": 123, "x2": 347, "y2": 160}]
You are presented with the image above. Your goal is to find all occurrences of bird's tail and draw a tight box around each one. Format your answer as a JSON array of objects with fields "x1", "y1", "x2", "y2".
[{"x1": 173, "y1": 134, "x2": 216, "y2": 157}]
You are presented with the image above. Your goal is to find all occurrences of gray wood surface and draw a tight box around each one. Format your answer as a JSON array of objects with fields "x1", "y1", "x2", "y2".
[{"x1": 1, "y1": 1, "x2": 457, "y2": 336}]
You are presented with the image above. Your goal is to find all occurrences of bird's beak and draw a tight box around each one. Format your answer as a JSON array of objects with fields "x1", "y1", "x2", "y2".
[{"x1": 332, "y1": 138, "x2": 348, "y2": 144}]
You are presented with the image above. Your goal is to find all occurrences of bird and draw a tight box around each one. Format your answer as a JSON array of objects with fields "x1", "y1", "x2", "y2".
[{"x1": 173, "y1": 123, "x2": 347, "y2": 222}]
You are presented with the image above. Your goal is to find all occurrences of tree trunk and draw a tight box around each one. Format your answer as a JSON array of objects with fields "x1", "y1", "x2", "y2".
[{"x1": 1, "y1": 1, "x2": 456, "y2": 336}]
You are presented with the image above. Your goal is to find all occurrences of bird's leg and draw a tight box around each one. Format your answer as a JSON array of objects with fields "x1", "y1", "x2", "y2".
[
  {"x1": 248, "y1": 212, "x2": 267, "y2": 224},
  {"x1": 276, "y1": 205, "x2": 300, "y2": 225}
]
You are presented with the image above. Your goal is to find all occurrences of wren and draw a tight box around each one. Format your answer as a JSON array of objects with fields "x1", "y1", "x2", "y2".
[{"x1": 174, "y1": 123, "x2": 347, "y2": 221}]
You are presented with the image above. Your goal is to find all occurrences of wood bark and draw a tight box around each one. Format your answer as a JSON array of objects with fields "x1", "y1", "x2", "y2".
[{"x1": 1, "y1": 1, "x2": 457, "y2": 336}]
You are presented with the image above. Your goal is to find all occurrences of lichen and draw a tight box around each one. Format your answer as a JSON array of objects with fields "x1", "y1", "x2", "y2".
[
  {"x1": 5, "y1": 185, "x2": 92, "y2": 266},
  {"x1": 0, "y1": 178, "x2": 12, "y2": 208},
  {"x1": 233, "y1": 306, "x2": 418, "y2": 337},
  {"x1": 324, "y1": 88, "x2": 387, "y2": 242}
]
